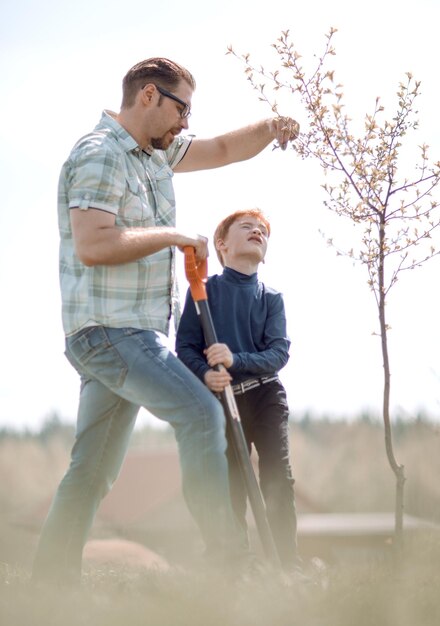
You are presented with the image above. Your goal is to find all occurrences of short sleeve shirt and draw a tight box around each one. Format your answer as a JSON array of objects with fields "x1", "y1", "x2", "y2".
[{"x1": 58, "y1": 110, "x2": 191, "y2": 336}]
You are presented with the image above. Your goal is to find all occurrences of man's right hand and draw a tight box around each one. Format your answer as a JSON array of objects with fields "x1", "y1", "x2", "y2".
[{"x1": 176, "y1": 233, "x2": 209, "y2": 262}]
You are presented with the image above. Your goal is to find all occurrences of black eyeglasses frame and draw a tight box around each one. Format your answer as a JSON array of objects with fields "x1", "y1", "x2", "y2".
[{"x1": 142, "y1": 84, "x2": 191, "y2": 119}]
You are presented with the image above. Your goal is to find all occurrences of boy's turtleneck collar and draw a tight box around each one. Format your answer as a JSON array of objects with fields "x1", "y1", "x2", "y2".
[{"x1": 223, "y1": 266, "x2": 258, "y2": 284}]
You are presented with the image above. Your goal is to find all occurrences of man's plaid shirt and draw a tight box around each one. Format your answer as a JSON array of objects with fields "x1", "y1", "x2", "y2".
[{"x1": 58, "y1": 110, "x2": 191, "y2": 336}]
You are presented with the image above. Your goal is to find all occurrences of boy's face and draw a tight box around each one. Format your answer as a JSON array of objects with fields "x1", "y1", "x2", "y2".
[{"x1": 217, "y1": 216, "x2": 269, "y2": 266}]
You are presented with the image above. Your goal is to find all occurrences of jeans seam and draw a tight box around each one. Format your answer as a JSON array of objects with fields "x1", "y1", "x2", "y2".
[
  {"x1": 129, "y1": 330, "x2": 212, "y2": 418},
  {"x1": 61, "y1": 395, "x2": 123, "y2": 572},
  {"x1": 129, "y1": 333, "x2": 225, "y2": 547}
]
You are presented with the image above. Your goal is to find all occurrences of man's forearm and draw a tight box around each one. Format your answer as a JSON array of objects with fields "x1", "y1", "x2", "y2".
[
  {"x1": 175, "y1": 117, "x2": 299, "y2": 172},
  {"x1": 75, "y1": 225, "x2": 179, "y2": 266},
  {"x1": 214, "y1": 119, "x2": 275, "y2": 165},
  {"x1": 70, "y1": 207, "x2": 209, "y2": 267}
]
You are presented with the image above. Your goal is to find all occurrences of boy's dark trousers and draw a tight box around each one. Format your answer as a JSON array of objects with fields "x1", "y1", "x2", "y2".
[{"x1": 226, "y1": 379, "x2": 298, "y2": 568}]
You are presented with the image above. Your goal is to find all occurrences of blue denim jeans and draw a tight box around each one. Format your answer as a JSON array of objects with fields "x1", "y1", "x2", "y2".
[{"x1": 32, "y1": 326, "x2": 245, "y2": 583}]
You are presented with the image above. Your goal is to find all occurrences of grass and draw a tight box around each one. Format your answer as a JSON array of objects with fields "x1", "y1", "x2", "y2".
[
  {"x1": 1, "y1": 536, "x2": 440, "y2": 626},
  {"x1": 1, "y1": 417, "x2": 440, "y2": 625}
]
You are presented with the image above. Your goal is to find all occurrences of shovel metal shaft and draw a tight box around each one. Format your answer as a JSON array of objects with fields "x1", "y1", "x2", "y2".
[{"x1": 194, "y1": 298, "x2": 280, "y2": 566}]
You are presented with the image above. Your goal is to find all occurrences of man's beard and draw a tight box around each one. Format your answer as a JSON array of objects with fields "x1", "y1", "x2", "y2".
[
  {"x1": 151, "y1": 137, "x2": 168, "y2": 150},
  {"x1": 151, "y1": 130, "x2": 176, "y2": 150}
]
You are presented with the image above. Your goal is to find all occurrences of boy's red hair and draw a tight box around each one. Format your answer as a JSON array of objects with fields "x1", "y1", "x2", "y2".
[{"x1": 213, "y1": 209, "x2": 271, "y2": 266}]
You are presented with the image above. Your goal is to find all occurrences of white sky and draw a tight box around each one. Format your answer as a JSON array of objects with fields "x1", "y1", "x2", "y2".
[{"x1": 1, "y1": 0, "x2": 440, "y2": 431}]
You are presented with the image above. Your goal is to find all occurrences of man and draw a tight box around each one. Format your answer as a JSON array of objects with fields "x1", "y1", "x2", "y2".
[
  {"x1": 32, "y1": 57, "x2": 300, "y2": 584},
  {"x1": 176, "y1": 209, "x2": 299, "y2": 571}
]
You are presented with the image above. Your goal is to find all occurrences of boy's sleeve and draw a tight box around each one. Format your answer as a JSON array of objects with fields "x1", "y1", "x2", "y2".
[{"x1": 175, "y1": 288, "x2": 210, "y2": 382}]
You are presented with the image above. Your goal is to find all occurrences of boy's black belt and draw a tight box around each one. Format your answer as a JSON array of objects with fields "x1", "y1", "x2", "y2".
[{"x1": 231, "y1": 375, "x2": 279, "y2": 396}]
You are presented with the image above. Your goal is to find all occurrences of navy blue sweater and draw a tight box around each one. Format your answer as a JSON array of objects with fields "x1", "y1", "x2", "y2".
[{"x1": 175, "y1": 267, "x2": 290, "y2": 385}]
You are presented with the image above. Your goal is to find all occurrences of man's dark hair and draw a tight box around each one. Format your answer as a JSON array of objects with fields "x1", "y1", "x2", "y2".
[{"x1": 121, "y1": 57, "x2": 196, "y2": 108}]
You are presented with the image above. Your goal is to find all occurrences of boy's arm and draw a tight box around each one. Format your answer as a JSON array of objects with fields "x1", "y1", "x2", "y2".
[{"x1": 175, "y1": 289, "x2": 211, "y2": 382}]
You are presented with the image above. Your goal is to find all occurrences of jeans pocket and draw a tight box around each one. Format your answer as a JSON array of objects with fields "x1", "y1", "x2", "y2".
[{"x1": 66, "y1": 326, "x2": 128, "y2": 388}]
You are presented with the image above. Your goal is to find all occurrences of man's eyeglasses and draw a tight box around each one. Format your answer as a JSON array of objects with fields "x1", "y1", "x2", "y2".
[{"x1": 151, "y1": 84, "x2": 191, "y2": 119}]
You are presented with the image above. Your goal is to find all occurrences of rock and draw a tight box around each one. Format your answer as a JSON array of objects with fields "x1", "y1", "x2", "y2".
[{"x1": 83, "y1": 538, "x2": 170, "y2": 571}]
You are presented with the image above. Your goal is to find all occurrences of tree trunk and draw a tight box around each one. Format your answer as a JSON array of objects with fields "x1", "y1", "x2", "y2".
[{"x1": 378, "y1": 219, "x2": 406, "y2": 554}]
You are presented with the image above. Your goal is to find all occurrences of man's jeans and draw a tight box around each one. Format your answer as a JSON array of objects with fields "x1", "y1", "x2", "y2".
[{"x1": 32, "y1": 326, "x2": 244, "y2": 583}]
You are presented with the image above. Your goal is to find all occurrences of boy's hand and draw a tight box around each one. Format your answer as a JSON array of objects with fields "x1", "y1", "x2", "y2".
[
  {"x1": 204, "y1": 343, "x2": 233, "y2": 369},
  {"x1": 204, "y1": 369, "x2": 232, "y2": 393}
]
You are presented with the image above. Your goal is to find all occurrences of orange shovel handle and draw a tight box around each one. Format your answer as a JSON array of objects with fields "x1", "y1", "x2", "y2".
[{"x1": 183, "y1": 246, "x2": 208, "y2": 302}]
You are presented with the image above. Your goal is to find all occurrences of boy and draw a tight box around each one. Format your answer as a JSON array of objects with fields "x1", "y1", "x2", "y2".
[{"x1": 176, "y1": 209, "x2": 299, "y2": 570}]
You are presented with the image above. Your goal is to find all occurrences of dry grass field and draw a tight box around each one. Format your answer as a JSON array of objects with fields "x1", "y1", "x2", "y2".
[
  {"x1": 2, "y1": 544, "x2": 440, "y2": 626},
  {"x1": 1, "y1": 415, "x2": 439, "y2": 625}
]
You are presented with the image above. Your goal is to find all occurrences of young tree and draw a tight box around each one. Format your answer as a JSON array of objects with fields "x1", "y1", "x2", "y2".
[{"x1": 228, "y1": 29, "x2": 440, "y2": 549}]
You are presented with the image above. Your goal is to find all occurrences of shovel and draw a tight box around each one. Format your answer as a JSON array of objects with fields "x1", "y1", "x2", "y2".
[{"x1": 183, "y1": 246, "x2": 281, "y2": 567}]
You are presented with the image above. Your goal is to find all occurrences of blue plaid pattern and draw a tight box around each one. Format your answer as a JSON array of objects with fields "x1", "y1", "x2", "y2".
[{"x1": 58, "y1": 110, "x2": 191, "y2": 336}]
